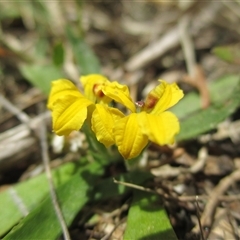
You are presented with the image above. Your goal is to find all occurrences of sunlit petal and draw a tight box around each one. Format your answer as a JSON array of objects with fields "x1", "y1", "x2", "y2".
[
  {"x1": 91, "y1": 104, "x2": 125, "y2": 147},
  {"x1": 143, "y1": 80, "x2": 184, "y2": 115},
  {"x1": 47, "y1": 79, "x2": 84, "y2": 110},
  {"x1": 114, "y1": 113, "x2": 148, "y2": 160},
  {"x1": 52, "y1": 95, "x2": 93, "y2": 136},
  {"x1": 80, "y1": 74, "x2": 111, "y2": 103},
  {"x1": 139, "y1": 111, "x2": 180, "y2": 145},
  {"x1": 103, "y1": 81, "x2": 136, "y2": 112}
]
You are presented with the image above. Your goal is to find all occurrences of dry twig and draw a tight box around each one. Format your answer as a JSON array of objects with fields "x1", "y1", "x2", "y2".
[
  {"x1": 0, "y1": 111, "x2": 50, "y2": 170},
  {"x1": 151, "y1": 147, "x2": 208, "y2": 177},
  {"x1": 193, "y1": 169, "x2": 240, "y2": 238},
  {"x1": 113, "y1": 179, "x2": 240, "y2": 203},
  {"x1": 125, "y1": 2, "x2": 222, "y2": 72},
  {"x1": 178, "y1": 14, "x2": 196, "y2": 77},
  {"x1": 37, "y1": 122, "x2": 71, "y2": 240},
  {"x1": 183, "y1": 65, "x2": 210, "y2": 109},
  {"x1": 0, "y1": 94, "x2": 30, "y2": 124}
]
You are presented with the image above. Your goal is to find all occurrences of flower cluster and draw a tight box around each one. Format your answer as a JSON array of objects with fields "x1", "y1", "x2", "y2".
[{"x1": 47, "y1": 74, "x2": 184, "y2": 160}]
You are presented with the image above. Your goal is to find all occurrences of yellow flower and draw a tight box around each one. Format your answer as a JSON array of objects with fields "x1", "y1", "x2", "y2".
[
  {"x1": 47, "y1": 74, "x2": 113, "y2": 135},
  {"x1": 103, "y1": 80, "x2": 184, "y2": 160},
  {"x1": 47, "y1": 74, "x2": 183, "y2": 161}
]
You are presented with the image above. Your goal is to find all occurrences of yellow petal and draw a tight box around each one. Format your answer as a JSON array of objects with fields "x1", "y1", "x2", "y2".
[
  {"x1": 139, "y1": 111, "x2": 180, "y2": 145},
  {"x1": 80, "y1": 74, "x2": 111, "y2": 103},
  {"x1": 91, "y1": 104, "x2": 125, "y2": 147},
  {"x1": 114, "y1": 113, "x2": 148, "y2": 160},
  {"x1": 103, "y1": 81, "x2": 136, "y2": 112},
  {"x1": 51, "y1": 95, "x2": 93, "y2": 136},
  {"x1": 143, "y1": 80, "x2": 184, "y2": 115},
  {"x1": 47, "y1": 79, "x2": 84, "y2": 110}
]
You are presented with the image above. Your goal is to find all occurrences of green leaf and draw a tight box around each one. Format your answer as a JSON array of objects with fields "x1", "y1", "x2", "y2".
[
  {"x1": 53, "y1": 42, "x2": 65, "y2": 67},
  {"x1": 124, "y1": 190, "x2": 177, "y2": 240},
  {"x1": 66, "y1": 26, "x2": 101, "y2": 74},
  {"x1": 33, "y1": 38, "x2": 50, "y2": 60},
  {"x1": 171, "y1": 92, "x2": 201, "y2": 120},
  {"x1": 171, "y1": 75, "x2": 239, "y2": 119},
  {"x1": 3, "y1": 161, "x2": 152, "y2": 240},
  {"x1": 176, "y1": 76, "x2": 240, "y2": 141},
  {"x1": 212, "y1": 44, "x2": 240, "y2": 65},
  {"x1": 209, "y1": 75, "x2": 239, "y2": 103},
  {"x1": 3, "y1": 161, "x2": 104, "y2": 239},
  {"x1": 0, "y1": 161, "x2": 85, "y2": 237},
  {"x1": 19, "y1": 64, "x2": 63, "y2": 95}
]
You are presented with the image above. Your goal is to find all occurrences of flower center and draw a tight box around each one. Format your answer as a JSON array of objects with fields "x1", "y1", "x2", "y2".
[
  {"x1": 145, "y1": 95, "x2": 158, "y2": 110},
  {"x1": 93, "y1": 84, "x2": 105, "y2": 98}
]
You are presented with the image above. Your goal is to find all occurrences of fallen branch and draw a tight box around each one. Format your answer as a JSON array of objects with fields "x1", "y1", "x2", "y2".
[
  {"x1": 125, "y1": 1, "x2": 222, "y2": 72},
  {"x1": 38, "y1": 121, "x2": 71, "y2": 240},
  {"x1": 151, "y1": 147, "x2": 208, "y2": 177},
  {"x1": 193, "y1": 168, "x2": 240, "y2": 238},
  {"x1": 0, "y1": 111, "x2": 50, "y2": 171}
]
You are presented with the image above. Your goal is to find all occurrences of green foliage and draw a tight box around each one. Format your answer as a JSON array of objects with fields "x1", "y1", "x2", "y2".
[
  {"x1": 171, "y1": 75, "x2": 239, "y2": 119},
  {"x1": 52, "y1": 42, "x2": 65, "y2": 67},
  {"x1": 66, "y1": 26, "x2": 101, "y2": 75},
  {"x1": 20, "y1": 26, "x2": 101, "y2": 93},
  {"x1": 0, "y1": 162, "x2": 84, "y2": 237},
  {"x1": 19, "y1": 64, "x2": 63, "y2": 95},
  {"x1": 3, "y1": 162, "x2": 152, "y2": 239},
  {"x1": 124, "y1": 190, "x2": 177, "y2": 240},
  {"x1": 171, "y1": 75, "x2": 240, "y2": 141},
  {"x1": 3, "y1": 160, "x2": 105, "y2": 240},
  {"x1": 212, "y1": 44, "x2": 240, "y2": 65}
]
